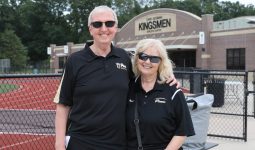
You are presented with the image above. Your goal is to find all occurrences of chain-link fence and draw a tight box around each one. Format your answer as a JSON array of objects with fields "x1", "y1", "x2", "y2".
[
  {"x1": 247, "y1": 71, "x2": 255, "y2": 118},
  {"x1": 175, "y1": 70, "x2": 255, "y2": 141},
  {"x1": 0, "y1": 74, "x2": 61, "y2": 150},
  {"x1": 0, "y1": 70, "x2": 254, "y2": 149}
]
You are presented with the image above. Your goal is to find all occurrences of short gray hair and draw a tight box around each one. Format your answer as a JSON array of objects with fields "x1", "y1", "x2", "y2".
[{"x1": 88, "y1": 5, "x2": 118, "y2": 27}]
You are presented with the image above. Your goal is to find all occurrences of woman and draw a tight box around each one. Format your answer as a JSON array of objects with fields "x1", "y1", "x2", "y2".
[{"x1": 126, "y1": 39, "x2": 195, "y2": 150}]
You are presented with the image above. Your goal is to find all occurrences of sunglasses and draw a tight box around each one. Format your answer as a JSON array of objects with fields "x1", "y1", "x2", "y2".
[
  {"x1": 138, "y1": 52, "x2": 161, "y2": 63},
  {"x1": 91, "y1": 21, "x2": 116, "y2": 28}
]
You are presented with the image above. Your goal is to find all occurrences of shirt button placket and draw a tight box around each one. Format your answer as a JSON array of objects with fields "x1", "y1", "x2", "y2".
[
  {"x1": 144, "y1": 95, "x2": 147, "y2": 104},
  {"x1": 104, "y1": 58, "x2": 109, "y2": 72}
]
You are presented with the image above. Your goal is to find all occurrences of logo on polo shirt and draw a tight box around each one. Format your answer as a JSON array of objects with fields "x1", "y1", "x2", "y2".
[
  {"x1": 129, "y1": 99, "x2": 135, "y2": 102},
  {"x1": 116, "y1": 63, "x2": 127, "y2": 70},
  {"x1": 154, "y1": 97, "x2": 167, "y2": 103}
]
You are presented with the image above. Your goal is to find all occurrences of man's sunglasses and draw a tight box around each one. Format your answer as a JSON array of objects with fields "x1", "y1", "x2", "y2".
[
  {"x1": 138, "y1": 52, "x2": 161, "y2": 63},
  {"x1": 91, "y1": 21, "x2": 116, "y2": 28}
]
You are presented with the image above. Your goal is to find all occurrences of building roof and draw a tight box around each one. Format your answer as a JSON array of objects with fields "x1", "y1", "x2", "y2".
[{"x1": 213, "y1": 16, "x2": 255, "y2": 31}]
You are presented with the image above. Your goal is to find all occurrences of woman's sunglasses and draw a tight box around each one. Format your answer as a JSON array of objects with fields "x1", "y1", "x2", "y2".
[
  {"x1": 91, "y1": 21, "x2": 116, "y2": 28},
  {"x1": 138, "y1": 52, "x2": 161, "y2": 63}
]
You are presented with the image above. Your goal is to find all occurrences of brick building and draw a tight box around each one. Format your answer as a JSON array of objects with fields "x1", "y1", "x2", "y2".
[{"x1": 48, "y1": 8, "x2": 255, "y2": 72}]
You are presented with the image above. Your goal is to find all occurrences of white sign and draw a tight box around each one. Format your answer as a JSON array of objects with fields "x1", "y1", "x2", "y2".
[
  {"x1": 64, "y1": 45, "x2": 69, "y2": 54},
  {"x1": 199, "y1": 31, "x2": 205, "y2": 44},
  {"x1": 201, "y1": 54, "x2": 211, "y2": 59},
  {"x1": 47, "y1": 47, "x2": 51, "y2": 55},
  {"x1": 135, "y1": 13, "x2": 176, "y2": 36}
]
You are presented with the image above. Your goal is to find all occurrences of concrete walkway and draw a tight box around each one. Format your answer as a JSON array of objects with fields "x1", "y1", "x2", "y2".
[{"x1": 206, "y1": 117, "x2": 255, "y2": 150}]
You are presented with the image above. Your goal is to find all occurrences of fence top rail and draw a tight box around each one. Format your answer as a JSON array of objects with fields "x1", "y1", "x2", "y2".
[
  {"x1": 0, "y1": 73, "x2": 62, "y2": 78},
  {"x1": 174, "y1": 71, "x2": 246, "y2": 76},
  {"x1": 0, "y1": 71, "x2": 248, "y2": 78}
]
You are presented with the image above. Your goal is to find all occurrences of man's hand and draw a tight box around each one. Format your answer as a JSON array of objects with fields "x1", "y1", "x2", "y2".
[{"x1": 166, "y1": 74, "x2": 181, "y2": 88}]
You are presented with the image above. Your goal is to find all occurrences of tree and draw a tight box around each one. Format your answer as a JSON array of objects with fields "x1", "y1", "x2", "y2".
[
  {"x1": 171, "y1": 0, "x2": 202, "y2": 16},
  {"x1": 0, "y1": 1, "x2": 16, "y2": 32},
  {"x1": 114, "y1": 0, "x2": 142, "y2": 27},
  {"x1": 67, "y1": 0, "x2": 112, "y2": 43},
  {"x1": 1, "y1": 0, "x2": 255, "y2": 68},
  {"x1": 0, "y1": 30, "x2": 28, "y2": 68},
  {"x1": 244, "y1": 4, "x2": 255, "y2": 16},
  {"x1": 15, "y1": 0, "x2": 71, "y2": 65},
  {"x1": 214, "y1": 1, "x2": 247, "y2": 21}
]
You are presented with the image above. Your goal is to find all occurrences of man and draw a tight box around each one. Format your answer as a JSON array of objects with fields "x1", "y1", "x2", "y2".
[{"x1": 54, "y1": 5, "x2": 178, "y2": 150}]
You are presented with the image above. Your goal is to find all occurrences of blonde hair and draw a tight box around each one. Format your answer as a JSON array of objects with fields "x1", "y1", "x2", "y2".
[
  {"x1": 133, "y1": 39, "x2": 174, "y2": 84},
  {"x1": 88, "y1": 5, "x2": 118, "y2": 26}
]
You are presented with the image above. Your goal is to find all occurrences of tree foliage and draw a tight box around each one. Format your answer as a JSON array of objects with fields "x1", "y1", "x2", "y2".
[
  {"x1": 0, "y1": 0, "x2": 255, "y2": 67},
  {"x1": 67, "y1": 0, "x2": 112, "y2": 43},
  {"x1": 115, "y1": 0, "x2": 142, "y2": 27},
  {"x1": 0, "y1": 30, "x2": 27, "y2": 67}
]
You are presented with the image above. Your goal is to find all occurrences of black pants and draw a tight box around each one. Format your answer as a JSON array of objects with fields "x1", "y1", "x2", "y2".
[{"x1": 66, "y1": 136, "x2": 126, "y2": 150}]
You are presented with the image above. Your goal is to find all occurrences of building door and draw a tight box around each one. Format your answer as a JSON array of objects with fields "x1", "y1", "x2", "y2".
[
  {"x1": 59, "y1": 56, "x2": 67, "y2": 69},
  {"x1": 168, "y1": 50, "x2": 196, "y2": 68}
]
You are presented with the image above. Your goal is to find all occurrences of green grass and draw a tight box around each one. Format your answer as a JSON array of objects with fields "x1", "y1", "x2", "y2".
[{"x1": 0, "y1": 84, "x2": 19, "y2": 93}]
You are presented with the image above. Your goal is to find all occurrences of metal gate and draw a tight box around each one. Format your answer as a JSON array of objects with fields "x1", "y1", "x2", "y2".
[{"x1": 175, "y1": 70, "x2": 255, "y2": 141}]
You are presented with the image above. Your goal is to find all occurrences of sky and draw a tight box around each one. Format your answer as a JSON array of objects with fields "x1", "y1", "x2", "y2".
[{"x1": 219, "y1": 0, "x2": 255, "y2": 6}]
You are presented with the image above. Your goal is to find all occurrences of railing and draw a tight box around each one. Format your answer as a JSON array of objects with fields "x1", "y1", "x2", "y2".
[
  {"x1": 0, "y1": 70, "x2": 254, "y2": 149},
  {"x1": 0, "y1": 74, "x2": 61, "y2": 150}
]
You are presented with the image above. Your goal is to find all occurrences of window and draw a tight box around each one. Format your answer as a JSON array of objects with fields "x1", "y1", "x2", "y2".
[{"x1": 226, "y1": 48, "x2": 245, "y2": 70}]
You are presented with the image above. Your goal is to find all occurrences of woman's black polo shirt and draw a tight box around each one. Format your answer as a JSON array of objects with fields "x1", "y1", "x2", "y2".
[
  {"x1": 56, "y1": 42, "x2": 133, "y2": 149},
  {"x1": 126, "y1": 77, "x2": 195, "y2": 150}
]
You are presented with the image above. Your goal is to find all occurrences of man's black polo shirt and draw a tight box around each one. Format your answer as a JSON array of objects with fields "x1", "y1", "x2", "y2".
[
  {"x1": 126, "y1": 77, "x2": 195, "y2": 150},
  {"x1": 56, "y1": 42, "x2": 133, "y2": 149}
]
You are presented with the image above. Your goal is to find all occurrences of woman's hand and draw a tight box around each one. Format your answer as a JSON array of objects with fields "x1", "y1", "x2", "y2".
[
  {"x1": 165, "y1": 136, "x2": 186, "y2": 150},
  {"x1": 166, "y1": 74, "x2": 181, "y2": 88}
]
